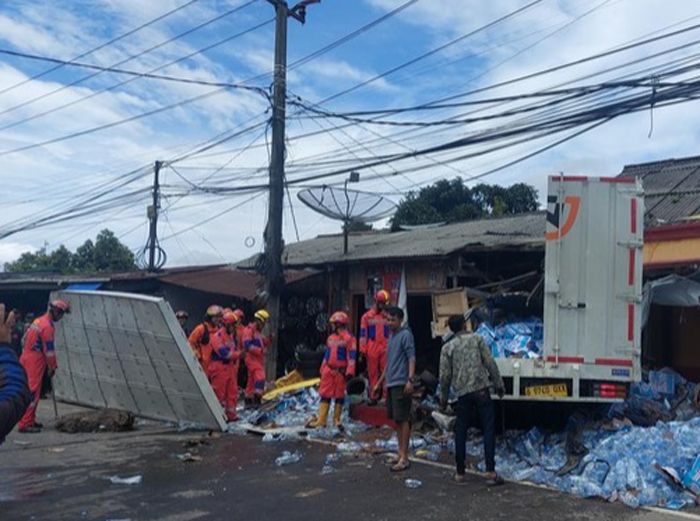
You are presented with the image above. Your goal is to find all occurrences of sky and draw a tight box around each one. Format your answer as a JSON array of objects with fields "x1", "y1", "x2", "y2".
[{"x1": 1, "y1": 0, "x2": 700, "y2": 268}]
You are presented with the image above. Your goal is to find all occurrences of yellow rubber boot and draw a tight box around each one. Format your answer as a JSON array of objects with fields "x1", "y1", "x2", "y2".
[
  {"x1": 308, "y1": 401, "x2": 330, "y2": 428},
  {"x1": 332, "y1": 403, "x2": 344, "y2": 428}
]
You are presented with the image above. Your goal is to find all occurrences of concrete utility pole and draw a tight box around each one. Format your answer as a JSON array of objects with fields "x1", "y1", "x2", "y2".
[
  {"x1": 147, "y1": 160, "x2": 162, "y2": 272},
  {"x1": 264, "y1": 0, "x2": 318, "y2": 380}
]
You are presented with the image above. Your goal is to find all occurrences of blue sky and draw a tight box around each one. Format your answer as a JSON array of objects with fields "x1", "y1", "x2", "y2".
[{"x1": 1, "y1": 0, "x2": 700, "y2": 267}]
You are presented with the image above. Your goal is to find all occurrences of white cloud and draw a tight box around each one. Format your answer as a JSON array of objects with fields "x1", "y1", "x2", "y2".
[{"x1": 0, "y1": 242, "x2": 36, "y2": 270}]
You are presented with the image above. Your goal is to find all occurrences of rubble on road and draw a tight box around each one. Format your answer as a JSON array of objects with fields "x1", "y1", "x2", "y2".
[
  {"x1": 233, "y1": 366, "x2": 699, "y2": 511},
  {"x1": 56, "y1": 409, "x2": 135, "y2": 433}
]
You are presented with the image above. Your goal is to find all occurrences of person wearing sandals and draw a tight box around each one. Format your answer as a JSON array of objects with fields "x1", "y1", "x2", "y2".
[
  {"x1": 373, "y1": 306, "x2": 415, "y2": 472},
  {"x1": 440, "y1": 312, "x2": 505, "y2": 486}
]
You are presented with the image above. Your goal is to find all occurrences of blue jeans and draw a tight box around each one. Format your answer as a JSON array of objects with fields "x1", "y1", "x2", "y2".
[{"x1": 455, "y1": 388, "x2": 496, "y2": 474}]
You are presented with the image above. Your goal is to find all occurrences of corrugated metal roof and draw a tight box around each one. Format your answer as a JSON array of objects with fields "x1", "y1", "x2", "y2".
[
  {"x1": 240, "y1": 212, "x2": 546, "y2": 269},
  {"x1": 159, "y1": 267, "x2": 317, "y2": 299},
  {"x1": 620, "y1": 155, "x2": 700, "y2": 225}
]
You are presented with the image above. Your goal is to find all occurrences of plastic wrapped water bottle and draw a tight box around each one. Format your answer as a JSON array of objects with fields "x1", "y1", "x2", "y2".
[
  {"x1": 404, "y1": 479, "x2": 422, "y2": 489},
  {"x1": 275, "y1": 450, "x2": 303, "y2": 466},
  {"x1": 619, "y1": 491, "x2": 640, "y2": 509}
]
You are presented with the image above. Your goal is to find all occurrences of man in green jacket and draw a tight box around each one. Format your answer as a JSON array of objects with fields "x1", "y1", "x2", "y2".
[{"x1": 440, "y1": 312, "x2": 505, "y2": 485}]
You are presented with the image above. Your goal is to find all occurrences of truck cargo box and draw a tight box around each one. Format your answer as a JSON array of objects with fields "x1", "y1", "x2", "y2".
[{"x1": 495, "y1": 175, "x2": 643, "y2": 402}]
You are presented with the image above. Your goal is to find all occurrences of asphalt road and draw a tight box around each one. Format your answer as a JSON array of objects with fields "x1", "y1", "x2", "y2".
[{"x1": 0, "y1": 402, "x2": 689, "y2": 521}]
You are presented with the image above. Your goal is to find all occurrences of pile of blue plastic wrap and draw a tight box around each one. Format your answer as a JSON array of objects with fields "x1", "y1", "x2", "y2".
[
  {"x1": 227, "y1": 368, "x2": 699, "y2": 510},
  {"x1": 475, "y1": 318, "x2": 544, "y2": 358}
]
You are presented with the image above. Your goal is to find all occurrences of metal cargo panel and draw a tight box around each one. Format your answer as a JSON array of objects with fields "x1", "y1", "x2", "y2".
[
  {"x1": 543, "y1": 176, "x2": 643, "y2": 376},
  {"x1": 51, "y1": 290, "x2": 227, "y2": 430}
]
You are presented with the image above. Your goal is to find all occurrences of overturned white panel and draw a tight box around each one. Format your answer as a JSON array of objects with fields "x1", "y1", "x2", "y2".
[{"x1": 50, "y1": 290, "x2": 227, "y2": 431}]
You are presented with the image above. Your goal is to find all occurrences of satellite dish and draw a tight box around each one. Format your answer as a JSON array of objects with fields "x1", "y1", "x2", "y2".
[{"x1": 298, "y1": 184, "x2": 396, "y2": 254}]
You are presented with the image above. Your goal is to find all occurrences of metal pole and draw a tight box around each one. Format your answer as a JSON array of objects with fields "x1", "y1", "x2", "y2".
[
  {"x1": 263, "y1": 1, "x2": 289, "y2": 381},
  {"x1": 147, "y1": 160, "x2": 162, "y2": 272}
]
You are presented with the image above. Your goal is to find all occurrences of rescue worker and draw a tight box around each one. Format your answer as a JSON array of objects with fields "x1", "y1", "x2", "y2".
[
  {"x1": 175, "y1": 310, "x2": 190, "y2": 337},
  {"x1": 208, "y1": 311, "x2": 241, "y2": 422},
  {"x1": 360, "y1": 289, "x2": 391, "y2": 403},
  {"x1": 17, "y1": 299, "x2": 70, "y2": 433},
  {"x1": 188, "y1": 305, "x2": 222, "y2": 373},
  {"x1": 232, "y1": 309, "x2": 246, "y2": 347},
  {"x1": 242, "y1": 309, "x2": 270, "y2": 407},
  {"x1": 308, "y1": 311, "x2": 357, "y2": 429}
]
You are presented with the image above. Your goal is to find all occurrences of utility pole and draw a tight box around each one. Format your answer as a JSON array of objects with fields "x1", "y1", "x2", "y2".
[
  {"x1": 264, "y1": 0, "x2": 318, "y2": 380},
  {"x1": 147, "y1": 160, "x2": 162, "y2": 272}
]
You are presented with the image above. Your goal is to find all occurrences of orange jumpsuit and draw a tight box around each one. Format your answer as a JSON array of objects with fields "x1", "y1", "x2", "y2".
[
  {"x1": 18, "y1": 314, "x2": 56, "y2": 429},
  {"x1": 360, "y1": 307, "x2": 390, "y2": 400},
  {"x1": 188, "y1": 322, "x2": 219, "y2": 373},
  {"x1": 207, "y1": 329, "x2": 241, "y2": 421},
  {"x1": 242, "y1": 324, "x2": 268, "y2": 399},
  {"x1": 319, "y1": 330, "x2": 357, "y2": 400}
]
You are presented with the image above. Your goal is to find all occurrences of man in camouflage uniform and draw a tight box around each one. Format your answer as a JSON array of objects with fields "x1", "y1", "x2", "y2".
[{"x1": 439, "y1": 312, "x2": 505, "y2": 485}]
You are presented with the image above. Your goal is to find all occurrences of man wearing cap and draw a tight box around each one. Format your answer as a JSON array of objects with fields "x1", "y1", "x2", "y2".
[
  {"x1": 188, "y1": 305, "x2": 223, "y2": 373},
  {"x1": 440, "y1": 313, "x2": 505, "y2": 486},
  {"x1": 242, "y1": 309, "x2": 270, "y2": 407},
  {"x1": 360, "y1": 289, "x2": 391, "y2": 403},
  {"x1": 17, "y1": 299, "x2": 70, "y2": 433}
]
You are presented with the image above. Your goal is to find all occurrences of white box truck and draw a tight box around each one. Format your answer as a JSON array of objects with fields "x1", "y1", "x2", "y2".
[{"x1": 494, "y1": 175, "x2": 644, "y2": 402}]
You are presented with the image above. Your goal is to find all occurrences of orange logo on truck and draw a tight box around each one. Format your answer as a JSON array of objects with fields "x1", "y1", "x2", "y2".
[{"x1": 546, "y1": 195, "x2": 581, "y2": 240}]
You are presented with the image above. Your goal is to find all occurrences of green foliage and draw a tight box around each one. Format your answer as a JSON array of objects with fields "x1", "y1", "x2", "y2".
[
  {"x1": 345, "y1": 221, "x2": 373, "y2": 232},
  {"x1": 391, "y1": 179, "x2": 539, "y2": 230},
  {"x1": 4, "y1": 229, "x2": 136, "y2": 274}
]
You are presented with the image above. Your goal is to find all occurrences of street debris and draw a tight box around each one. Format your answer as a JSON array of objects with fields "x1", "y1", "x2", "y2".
[
  {"x1": 175, "y1": 452, "x2": 203, "y2": 463},
  {"x1": 275, "y1": 450, "x2": 303, "y2": 466},
  {"x1": 56, "y1": 409, "x2": 134, "y2": 433},
  {"x1": 404, "y1": 479, "x2": 423, "y2": 489},
  {"x1": 108, "y1": 475, "x2": 143, "y2": 486},
  {"x1": 234, "y1": 364, "x2": 699, "y2": 511}
]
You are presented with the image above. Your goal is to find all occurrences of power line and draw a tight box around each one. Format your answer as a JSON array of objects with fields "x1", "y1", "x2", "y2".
[
  {"x1": 317, "y1": 0, "x2": 544, "y2": 105},
  {"x1": 0, "y1": 48, "x2": 269, "y2": 94},
  {"x1": 0, "y1": 15, "x2": 274, "y2": 133},
  {"x1": 0, "y1": 0, "x2": 262, "y2": 121},
  {"x1": 0, "y1": 0, "x2": 200, "y2": 97}
]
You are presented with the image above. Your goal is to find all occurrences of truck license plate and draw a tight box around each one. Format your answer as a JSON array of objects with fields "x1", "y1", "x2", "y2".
[{"x1": 524, "y1": 383, "x2": 568, "y2": 398}]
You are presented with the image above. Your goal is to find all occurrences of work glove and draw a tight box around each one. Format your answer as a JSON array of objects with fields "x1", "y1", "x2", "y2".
[{"x1": 496, "y1": 387, "x2": 505, "y2": 399}]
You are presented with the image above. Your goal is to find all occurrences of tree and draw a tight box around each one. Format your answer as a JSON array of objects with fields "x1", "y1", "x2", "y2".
[
  {"x1": 4, "y1": 229, "x2": 136, "y2": 274},
  {"x1": 391, "y1": 178, "x2": 539, "y2": 230},
  {"x1": 345, "y1": 221, "x2": 373, "y2": 232}
]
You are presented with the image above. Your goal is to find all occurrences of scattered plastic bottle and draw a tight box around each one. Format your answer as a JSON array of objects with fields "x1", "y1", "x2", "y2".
[
  {"x1": 275, "y1": 450, "x2": 303, "y2": 466},
  {"x1": 320, "y1": 465, "x2": 335, "y2": 475},
  {"x1": 404, "y1": 479, "x2": 423, "y2": 489},
  {"x1": 325, "y1": 453, "x2": 342, "y2": 465}
]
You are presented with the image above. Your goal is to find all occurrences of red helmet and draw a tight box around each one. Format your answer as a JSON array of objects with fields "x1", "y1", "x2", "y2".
[
  {"x1": 206, "y1": 305, "x2": 223, "y2": 318},
  {"x1": 50, "y1": 299, "x2": 71, "y2": 313},
  {"x1": 223, "y1": 307, "x2": 233, "y2": 314},
  {"x1": 232, "y1": 309, "x2": 245, "y2": 322},
  {"x1": 222, "y1": 311, "x2": 238, "y2": 325},
  {"x1": 375, "y1": 290, "x2": 390, "y2": 303},
  {"x1": 329, "y1": 311, "x2": 350, "y2": 325}
]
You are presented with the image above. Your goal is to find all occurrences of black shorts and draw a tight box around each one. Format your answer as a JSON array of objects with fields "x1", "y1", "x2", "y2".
[{"x1": 386, "y1": 385, "x2": 412, "y2": 423}]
